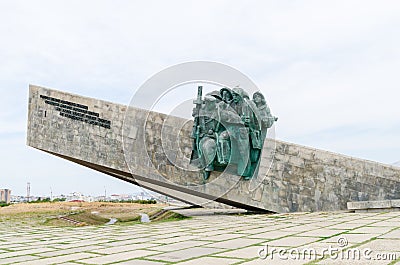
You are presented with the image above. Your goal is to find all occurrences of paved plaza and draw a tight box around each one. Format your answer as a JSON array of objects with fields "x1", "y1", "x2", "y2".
[{"x1": 0, "y1": 210, "x2": 399, "y2": 264}]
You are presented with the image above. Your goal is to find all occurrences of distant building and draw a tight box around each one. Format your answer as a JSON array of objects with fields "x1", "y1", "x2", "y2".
[
  {"x1": 66, "y1": 192, "x2": 93, "y2": 202},
  {"x1": 110, "y1": 194, "x2": 133, "y2": 201},
  {"x1": 0, "y1": 189, "x2": 11, "y2": 204},
  {"x1": 10, "y1": 195, "x2": 26, "y2": 203}
]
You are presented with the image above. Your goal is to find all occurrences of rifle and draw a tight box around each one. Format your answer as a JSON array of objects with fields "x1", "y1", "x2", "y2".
[{"x1": 190, "y1": 86, "x2": 203, "y2": 160}]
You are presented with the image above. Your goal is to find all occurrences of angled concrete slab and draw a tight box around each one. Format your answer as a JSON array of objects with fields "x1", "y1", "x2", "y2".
[{"x1": 27, "y1": 85, "x2": 400, "y2": 212}]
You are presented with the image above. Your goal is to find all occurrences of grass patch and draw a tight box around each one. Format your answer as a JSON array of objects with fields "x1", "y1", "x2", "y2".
[
  {"x1": 267, "y1": 215, "x2": 287, "y2": 219},
  {"x1": 44, "y1": 218, "x2": 73, "y2": 227},
  {"x1": 70, "y1": 211, "x2": 110, "y2": 225},
  {"x1": 1, "y1": 202, "x2": 187, "y2": 227},
  {"x1": 117, "y1": 210, "x2": 190, "y2": 225},
  {"x1": 131, "y1": 199, "x2": 157, "y2": 204},
  {"x1": 44, "y1": 209, "x2": 190, "y2": 227},
  {"x1": 0, "y1": 202, "x2": 10, "y2": 207},
  {"x1": 150, "y1": 210, "x2": 189, "y2": 222},
  {"x1": 45, "y1": 211, "x2": 110, "y2": 226},
  {"x1": 116, "y1": 215, "x2": 141, "y2": 225},
  {"x1": 117, "y1": 215, "x2": 141, "y2": 223}
]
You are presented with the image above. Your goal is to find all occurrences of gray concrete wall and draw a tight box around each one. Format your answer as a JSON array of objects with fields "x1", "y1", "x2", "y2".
[{"x1": 27, "y1": 85, "x2": 400, "y2": 212}]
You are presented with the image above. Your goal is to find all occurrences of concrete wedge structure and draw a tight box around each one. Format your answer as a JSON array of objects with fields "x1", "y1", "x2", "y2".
[{"x1": 27, "y1": 85, "x2": 400, "y2": 212}]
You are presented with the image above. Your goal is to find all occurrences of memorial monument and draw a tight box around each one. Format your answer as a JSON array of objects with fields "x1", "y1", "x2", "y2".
[
  {"x1": 25, "y1": 59, "x2": 400, "y2": 213},
  {"x1": 27, "y1": 83, "x2": 400, "y2": 213}
]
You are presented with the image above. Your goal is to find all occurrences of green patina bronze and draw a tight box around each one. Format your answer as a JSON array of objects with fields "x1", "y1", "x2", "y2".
[{"x1": 190, "y1": 86, "x2": 277, "y2": 180}]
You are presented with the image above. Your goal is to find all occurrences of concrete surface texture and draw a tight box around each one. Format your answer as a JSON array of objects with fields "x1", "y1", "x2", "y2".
[
  {"x1": 0, "y1": 210, "x2": 399, "y2": 264},
  {"x1": 27, "y1": 85, "x2": 400, "y2": 212}
]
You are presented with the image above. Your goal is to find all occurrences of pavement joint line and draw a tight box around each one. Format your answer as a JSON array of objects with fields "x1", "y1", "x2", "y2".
[
  {"x1": 154, "y1": 247, "x2": 239, "y2": 264},
  {"x1": 209, "y1": 253, "x2": 247, "y2": 260},
  {"x1": 134, "y1": 257, "x2": 174, "y2": 264},
  {"x1": 171, "y1": 254, "x2": 245, "y2": 264},
  {"x1": 368, "y1": 225, "x2": 400, "y2": 239}
]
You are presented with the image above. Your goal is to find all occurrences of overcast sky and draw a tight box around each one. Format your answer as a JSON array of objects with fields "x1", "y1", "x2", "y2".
[{"x1": 1, "y1": 1, "x2": 399, "y2": 196}]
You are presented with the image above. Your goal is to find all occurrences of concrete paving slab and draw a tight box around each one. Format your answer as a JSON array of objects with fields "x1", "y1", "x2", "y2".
[
  {"x1": 33, "y1": 252, "x2": 101, "y2": 265},
  {"x1": 298, "y1": 241, "x2": 355, "y2": 255},
  {"x1": 266, "y1": 236, "x2": 321, "y2": 247},
  {"x1": 102, "y1": 238, "x2": 156, "y2": 247},
  {"x1": 345, "y1": 220, "x2": 380, "y2": 225},
  {"x1": 359, "y1": 239, "x2": 400, "y2": 252},
  {"x1": 314, "y1": 221, "x2": 344, "y2": 227},
  {"x1": 299, "y1": 229, "x2": 348, "y2": 238},
  {"x1": 206, "y1": 238, "x2": 263, "y2": 249},
  {"x1": 378, "y1": 228, "x2": 400, "y2": 239},
  {"x1": 0, "y1": 243, "x2": 30, "y2": 250},
  {"x1": 149, "y1": 246, "x2": 223, "y2": 262},
  {"x1": 351, "y1": 226, "x2": 394, "y2": 234},
  {"x1": 79, "y1": 249, "x2": 159, "y2": 264},
  {"x1": 247, "y1": 230, "x2": 296, "y2": 239},
  {"x1": 202, "y1": 233, "x2": 244, "y2": 242},
  {"x1": 190, "y1": 227, "x2": 225, "y2": 234},
  {"x1": 149, "y1": 231, "x2": 192, "y2": 238},
  {"x1": 247, "y1": 223, "x2": 292, "y2": 230},
  {"x1": 241, "y1": 256, "x2": 315, "y2": 264},
  {"x1": 110, "y1": 259, "x2": 166, "y2": 265},
  {"x1": 2, "y1": 245, "x2": 46, "y2": 252},
  {"x1": 174, "y1": 256, "x2": 242, "y2": 264},
  {"x1": 151, "y1": 235, "x2": 199, "y2": 244},
  {"x1": 0, "y1": 255, "x2": 41, "y2": 264},
  {"x1": 329, "y1": 223, "x2": 365, "y2": 230},
  {"x1": 91, "y1": 243, "x2": 160, "y2": 255},
  {"x1": 151, "y1": 240, "x2": 209, "y2": 252},
  {"x1": 321, "y1": 233, "x2": 381, "y2": 244},
  {"x1": 361, "y1": 214, "x2": 394, "y2": 220},
  {"x1": 51, "y1": 239, "x2": 110, "y2": 249},
  {"x1": 279, "y1": 224, "x2": 323, "y2": 232},
  {"x1": 214, "y1": 245, "x2": 262, "y2": 259},
  {"x1": 37, "y1": 245, "x2": 106, "y2": 257},
  {"x1": 0, "y1": 247, "x2": 57, "y2": 259},
  {"x1": 191, "y1": 230, "x2": 227, "y2": 237}
]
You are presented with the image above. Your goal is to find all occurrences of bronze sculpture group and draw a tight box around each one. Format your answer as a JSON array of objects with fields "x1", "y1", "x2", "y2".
[{"x1": 190, "y1": 86, "x2": 277, "y2": 180}]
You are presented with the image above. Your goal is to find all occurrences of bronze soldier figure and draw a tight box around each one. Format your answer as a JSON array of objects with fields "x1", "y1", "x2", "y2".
[{"x1": 190, "y1": 86, "x2": 277, "y2": 181}]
